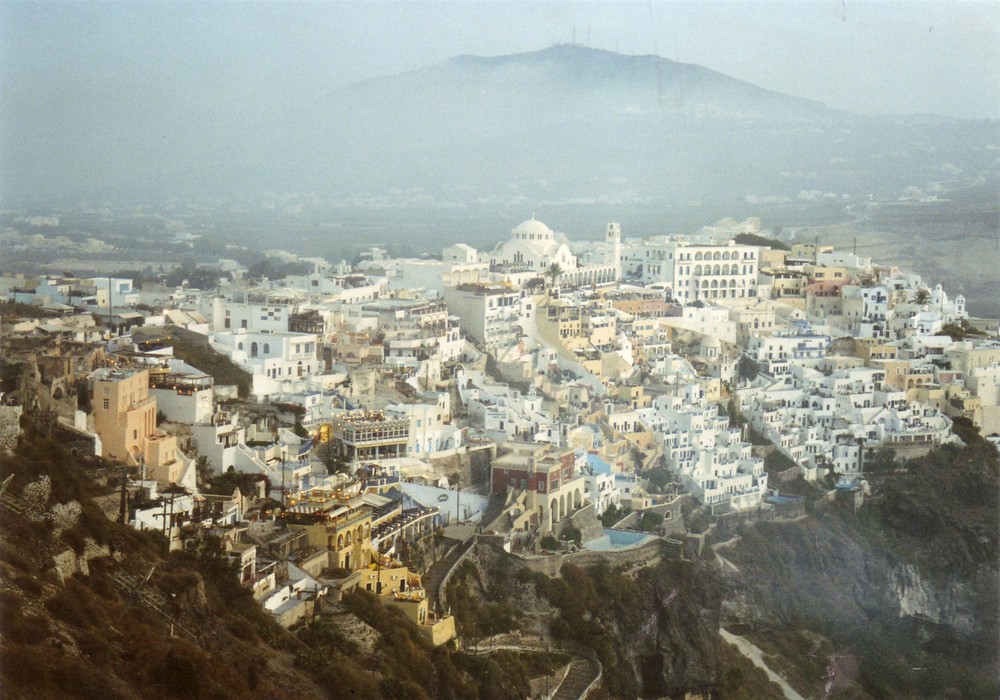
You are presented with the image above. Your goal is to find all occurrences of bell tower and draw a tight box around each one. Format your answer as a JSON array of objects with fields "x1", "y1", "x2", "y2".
[{"x1": 606, "y1": 222, "x2": 621, "y2": 279}]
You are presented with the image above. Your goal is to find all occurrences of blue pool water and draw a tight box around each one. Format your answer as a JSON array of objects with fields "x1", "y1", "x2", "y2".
[
  {"x1": 766, "y1": 495, "x2": 802, "y2": 505},
  {"x1": 583, "y1": 528, "x2": 655, "y2": 551}
]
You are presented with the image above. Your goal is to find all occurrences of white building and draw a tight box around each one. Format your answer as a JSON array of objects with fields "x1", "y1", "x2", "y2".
[
  {"x1": 210, "y1": 330, "x2": 319, "y2": 400},
  {"x1": 442, "y1": 283, "x2": 534, "y2": 352},
  {"x1": 443, "y1": 243, "x2": 479, "y2": 264},
  {"x1": 748, "y1": 320, "x2": 831, "y2": 374},
  {"x1": 385, "y1": 393, "x2": 464, "y2": 457},
  {"x1": 487, "y1": 219, "x2": 618, "y2": 287},
  {"x1": 653, "y1": 402, "x2": 767, "y2": 511},
  {"x1": 621, "y1": 239, "x2": 759, "y2": 303},
  {"x1": 149, "y1": 368, "x2": 214, "y2": 425}
]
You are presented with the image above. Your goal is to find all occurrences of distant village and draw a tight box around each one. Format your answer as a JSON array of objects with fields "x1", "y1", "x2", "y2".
[{"x1": 3, "y1": 215, "x2": 998, "y2": 646}]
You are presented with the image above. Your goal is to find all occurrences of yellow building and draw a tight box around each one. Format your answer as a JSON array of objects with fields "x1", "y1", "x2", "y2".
[
  {"x1": 283, "y1": 487, "x2": 373, "y2": 571},
  {"x1": 759, "y1": 270, "x2": 807, "y2": 308},
  {"x1": 547, "y1": 305, "x2": 582, "y2": 340},
  {"x1": 879, "y1": 359, "x2": 936, "y2": 394},
  {"x1": 758, "y1": 248, "x2": 787, "y2": 270},
  {"x1": 856, "y1": 338, "x2": 897, "y2": 365},
  {"x1": 806, "y1": 265, "x2": 850, "y2": 282},
  {"x1": 613, "y1": 385, "x2": 651, "y2": 411},
  {"x1": 790, "y1": 243, "x2": 833, "y2": 262},
  {"x1": 92, "y1": 368, "x2": 192, "y2": 486},
  {"x1": 93, "y1": 368, "x2": 156, "y2": 463},
  {"x1": 352, "y1": 559, "x2": 457, "y2": 646}
]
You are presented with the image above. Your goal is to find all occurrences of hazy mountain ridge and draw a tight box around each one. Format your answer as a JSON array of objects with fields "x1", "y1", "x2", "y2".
[
  {"x1": 273, "y1": 45, "x2": 996, "y2": 206},
  {"x1": 343, "y1": 46, "x2": 842, "y2": 121},
  {"x1": 4, "y1": 45, "x2": 991, "y2": 207}
]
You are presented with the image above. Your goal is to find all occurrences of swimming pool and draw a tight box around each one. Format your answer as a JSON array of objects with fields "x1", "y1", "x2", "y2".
[{"x1": 582, "y1": 528, "x2": 655, "y2": 551}]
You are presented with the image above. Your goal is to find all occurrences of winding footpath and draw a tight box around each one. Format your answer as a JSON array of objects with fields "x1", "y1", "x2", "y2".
[{"x1": 719, "y1": 629, "x2": 805, "y2": 700}]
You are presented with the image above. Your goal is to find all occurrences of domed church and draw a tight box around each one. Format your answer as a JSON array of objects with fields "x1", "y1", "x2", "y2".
[{"x1": 489, "y1": 217, "x2": 578, "y2": 273}]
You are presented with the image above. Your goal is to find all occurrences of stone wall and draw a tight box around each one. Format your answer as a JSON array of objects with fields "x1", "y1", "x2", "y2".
[
  {"x1": 0, "y1": 405, "x2": 22, "y2": 451},
  {"x1": 430, "y1": 442, "x2": 495, "y2": 489},
  {"x1": 556, "y1": 502, "x2": 605, "y2": 544},
  {"x1": 511, "y1": 538, "x2": 667, "y2": 578},
  {"x1": 92, "y1": 492, "x2": 123, "y2": 523},
  {"x1": 51, "y1": 538, "x2": 111, "y2": 583},
  {"x1": 54, "y1": 421, "x2": 98, "y2": 456},
  {"x1": 772, "y1": 465, "x2": 801, "y2": 483},
  {"x1": 645, "y1": 495, "x2": 687, "y2": 536}
]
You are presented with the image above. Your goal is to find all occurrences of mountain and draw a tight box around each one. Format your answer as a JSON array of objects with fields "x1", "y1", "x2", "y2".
[
  {"x1": 343, "y1": 45, "x2": 846, "y2": 121},
  {"x1": 5, "y1": 44, "x2": 995, "y2": 210},
  {"x1": 282, "y1": 45, "x2": 845, "y2": 194},
  {"x1": 266, "y1": 45, "x2": 996, "y2": 207}
]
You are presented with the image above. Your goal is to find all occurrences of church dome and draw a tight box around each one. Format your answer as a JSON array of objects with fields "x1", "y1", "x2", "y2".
[{"x1": 512, "y1": 218, "x2": 552, "y2": 239}]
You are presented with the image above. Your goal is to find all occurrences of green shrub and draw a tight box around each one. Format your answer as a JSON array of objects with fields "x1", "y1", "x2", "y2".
[
  {"x1": 639, "y1": 511, "x2": 664, "y2": 533},
  {"x1": 560, "y1": 524, "x2": 582, "y2": 545}
]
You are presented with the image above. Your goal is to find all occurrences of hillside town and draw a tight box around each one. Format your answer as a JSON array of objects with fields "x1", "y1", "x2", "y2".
[{"x1": 2, "y1": 214, "x2": 997, "y2": 652}]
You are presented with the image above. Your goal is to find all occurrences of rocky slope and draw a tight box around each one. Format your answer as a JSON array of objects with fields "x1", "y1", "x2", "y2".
[
  {"x1": 719, "y1": 424, "x2": 999, "y2": 698},
  {"x1": 0, "y1": 427, "x2": 580, "y2": 700},
  {"x1": 446, "y1": 539, "x2": 784, "y2": 698}
]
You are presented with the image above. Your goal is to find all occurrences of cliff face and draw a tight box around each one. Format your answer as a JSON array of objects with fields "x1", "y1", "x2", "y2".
[
  {"x1": 449, "y1": 540, "x2": 784, "y2": 699},
  {"x1": 719, "y1": 433, "x2": 999, "y2": 699},
  {"x1": 0, "y1": 434, "x2": 328, "y2": 700}
]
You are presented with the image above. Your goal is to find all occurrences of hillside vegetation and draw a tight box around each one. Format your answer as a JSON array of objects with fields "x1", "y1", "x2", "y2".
[
  {"x1": 0, "y1": 427, "x2": 571, "y2": 699},
  {"x1": 721, "y1": 420, "x2": 999, "y2": 698}
]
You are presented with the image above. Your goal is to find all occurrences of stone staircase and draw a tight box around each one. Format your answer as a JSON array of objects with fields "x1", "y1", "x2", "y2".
[
  {"x1": 234, "y1": 444, "x2": 282, "y2": 487},
  {"x1": 423, "y1": 537, "x2": 476, "y2": 614},
  {"x1": 551, "y1": 656, "x2": 602, "y2": 700}
]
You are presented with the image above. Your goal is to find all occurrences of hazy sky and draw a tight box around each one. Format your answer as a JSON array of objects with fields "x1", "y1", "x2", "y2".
[{"x1": 2, "y1": 0, "x2": 998, "y2": 120}]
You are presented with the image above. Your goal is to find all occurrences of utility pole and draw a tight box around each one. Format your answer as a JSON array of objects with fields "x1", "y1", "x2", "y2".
[
  {"x1": 160, "y1": 498, "x2": 168, "y2": 556},
  {"x1": 108, "y1": 276, "x2": 113, "y2": 336},
  {"x1": 168, "y1": 491, "x2": 175, "y2": 552},
  {"x1": 118, "y1": 466, "x2": 129, "y2": 525}
]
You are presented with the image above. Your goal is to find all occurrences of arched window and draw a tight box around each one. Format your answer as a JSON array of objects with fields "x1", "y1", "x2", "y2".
[
  {"x1": 263, "y1": 343, "x2": 270, "y2": 354},
  {"x1": 694, "y1": 265, "x2": 702, "y2": 275},
  {"x1": 695, "y1": 252, "x2": 703, "y2": 261},
  {"x1": 238, "y1": 342, "x2": 244, "y2": 351},
  {"x1": 713, "y1": 264, "x2": 721, "y2": 275},
  {"x1": 251, "y1": 342, "x2": 258, "y2": 357}
]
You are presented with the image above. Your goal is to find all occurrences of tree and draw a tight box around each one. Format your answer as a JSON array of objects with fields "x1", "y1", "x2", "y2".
[
  {"x1": 645, "y1": 467, "x2": 674, "y2": 494},
  {"x1": 734, "y1": 232, "x2": 789, "y2": 250},
  {"x1": 629, "y1": 445, "x2": 646, "y2": 469},
  {"x1": 316, "y1": 440, "x2": 350, "y2": 475},
  {"x1": 523, "y1": 276, "x2": 545, "y2": 292},
  {"x1": 195, "y1": 455, "x2": 212, "y2": 485},
  {"x1": 599, "y1": 503, "x2": 630, "y2": 527},
  {"x1": 737, "y1": 354, "x2": 760, "y2": 383},
  {"x1": 560, "y1": 524, "x2": 582, "y2": 545},
  {"x1": 866, "y1": 445, "x2": 898, "y2": 473},
  {"x1": 639, "y1": 511, "x2": 664, "y2": 534},
  {"x1": 914, "y1": 288, "x2": 931, "y2": 305},
  {"x1": 545, "y1": 262, "x2": 563, "y2": 288}
]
